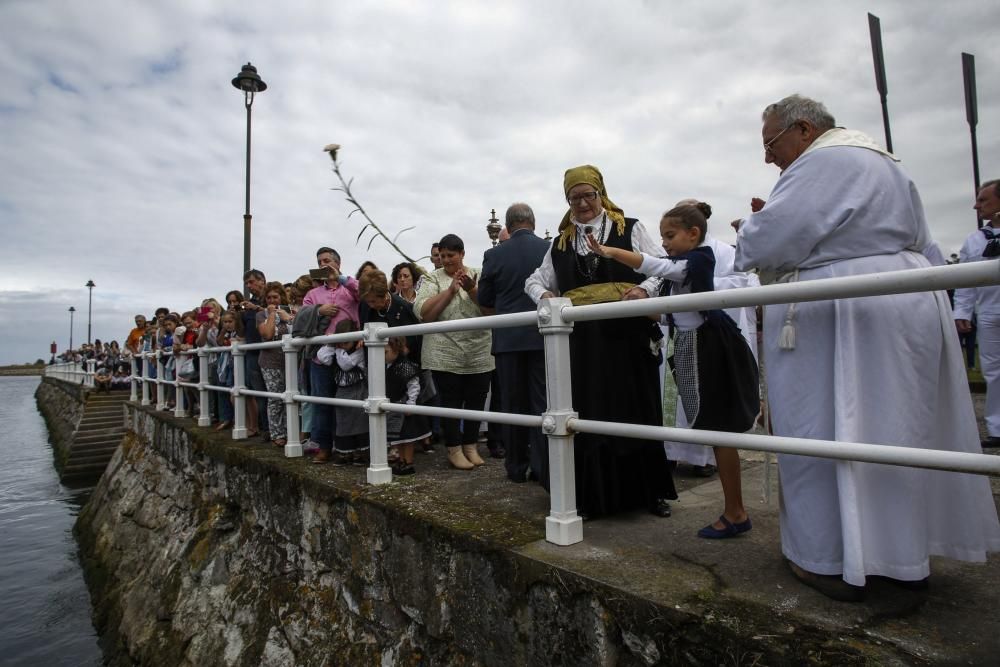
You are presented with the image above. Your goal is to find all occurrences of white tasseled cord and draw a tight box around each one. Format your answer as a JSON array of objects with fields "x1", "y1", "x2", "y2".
[{"x1": 777, "y1": 270, "x2": 800, "y2": 350}]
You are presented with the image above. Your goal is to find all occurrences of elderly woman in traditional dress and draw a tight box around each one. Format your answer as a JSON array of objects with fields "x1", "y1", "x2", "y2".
[
  {"x1": 414, "y1": 234, "x2": 494, "y2": 470},
  {"x1": 525, "y1": 165, "x2": 676, "y2": 519}
]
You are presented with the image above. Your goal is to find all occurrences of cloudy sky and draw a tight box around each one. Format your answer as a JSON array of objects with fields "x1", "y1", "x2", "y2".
[{"x1": 1, "y1": 0, "x2": 997, "y2": 365}]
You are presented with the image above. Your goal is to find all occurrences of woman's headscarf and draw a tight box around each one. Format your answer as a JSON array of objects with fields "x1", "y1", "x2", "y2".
[{"x1": 556, "y1": 164, "x2": 626, "y2": 251}]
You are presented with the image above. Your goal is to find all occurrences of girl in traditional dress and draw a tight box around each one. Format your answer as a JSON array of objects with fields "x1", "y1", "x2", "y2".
[
  {"x1": 317, "y1": 319, "x2": 369, "y2": 465},
  {"x1": 384, "y1": 337, "x2": 430, "y2": 476},
  {"x1": 587, "y1": 203, "x2": 759, "y2": 538}
]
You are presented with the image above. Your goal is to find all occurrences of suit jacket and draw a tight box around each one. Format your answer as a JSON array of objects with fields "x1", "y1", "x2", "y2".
[{"x1": 478, "y1": 228, "x2": 550, "y2": 354}]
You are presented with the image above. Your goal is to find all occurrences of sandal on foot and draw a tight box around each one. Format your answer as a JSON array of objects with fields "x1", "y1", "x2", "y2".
[
  {"x1": 273, "y1": 438, "x2": 287, "y2": 447},
  {"x1": 698, "y1": 515, "x2": 752, "y2": 539}
]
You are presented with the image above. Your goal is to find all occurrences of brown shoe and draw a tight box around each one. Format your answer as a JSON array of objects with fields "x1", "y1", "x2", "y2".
[
  {"x1": 447, "y1": 446, "x2": 474, "y2": 470},
  {"x1": 312, "y1": 450, "x2": 331, "y2": 465},
  {"x1": 462, "y1": 444, "x2": 486, "y2": 466},
  {"x1": 787, "y1": 560, "x2": 866, "y2": 602}
]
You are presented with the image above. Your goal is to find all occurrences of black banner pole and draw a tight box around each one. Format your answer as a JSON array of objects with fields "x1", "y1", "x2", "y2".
[
  {"x1": 868, "y1": 13, "x2": 893, "y2": 153},
  {"x1": 962, "y1": 52, "x2": 982, "y2": 228}
]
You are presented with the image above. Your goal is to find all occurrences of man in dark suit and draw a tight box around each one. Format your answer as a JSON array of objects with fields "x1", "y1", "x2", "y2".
[{"x1": 478, "y1": 203, "x2": 550, "y2": 483}]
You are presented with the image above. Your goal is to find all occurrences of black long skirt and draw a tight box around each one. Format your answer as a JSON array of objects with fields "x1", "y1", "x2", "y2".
[{"x1": 548, "y1": 316, "x2": 676, "y2": 518}]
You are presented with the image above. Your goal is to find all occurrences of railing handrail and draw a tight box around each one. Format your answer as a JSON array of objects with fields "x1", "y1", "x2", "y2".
[{"x1": 53, "y1": 261, "x2": 1000, "y2": 546}]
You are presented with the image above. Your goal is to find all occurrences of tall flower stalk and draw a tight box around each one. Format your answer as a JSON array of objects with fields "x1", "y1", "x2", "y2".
[{"x1": 323, "y1": 144, "x2": 419, "y2": 264}]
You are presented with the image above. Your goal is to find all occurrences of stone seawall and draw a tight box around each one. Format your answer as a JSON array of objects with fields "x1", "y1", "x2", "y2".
[
  {"x1": 75, "y1": 402, "x2": 996, "y2": 666},
  {"x1": 80, "y1": 405, "x2": 690, "y2": 666},
  {"x1": 35, "y1": 375, "x2": 88, "y2": 469}
]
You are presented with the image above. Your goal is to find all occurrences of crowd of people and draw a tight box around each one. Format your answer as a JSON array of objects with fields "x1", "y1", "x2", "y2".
[
  {"x1": 111, "y1": 93, "x2": 999, "y2": 603},
  {"x1": 55, "y1": 340, "x2": 132, "y2": 391}
]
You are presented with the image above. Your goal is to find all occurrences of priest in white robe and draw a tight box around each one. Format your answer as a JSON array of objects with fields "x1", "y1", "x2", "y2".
[{"x1": 735, "y1": 94, "x2": 1000, "y2": 600}]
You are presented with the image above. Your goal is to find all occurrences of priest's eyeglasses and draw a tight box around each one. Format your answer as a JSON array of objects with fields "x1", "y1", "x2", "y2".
[
  {"x1": 568, "y1": 191, "x2": 600, "y2": 205},
  {"x1": 763, "y1": 125, "x2": 793, "y2": 153}
]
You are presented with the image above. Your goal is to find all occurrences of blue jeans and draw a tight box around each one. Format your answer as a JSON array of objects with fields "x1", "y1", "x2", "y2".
[{"x1": 309, "y1": 362, "x2": 337, "y2": 452}]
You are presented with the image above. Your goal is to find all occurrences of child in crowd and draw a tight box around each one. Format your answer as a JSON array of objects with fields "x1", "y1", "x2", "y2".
[
  {"x1": 317, "y1": 319, "x2": 369, "y2": 465},
  {"x1": 213, "y1": 310, "x2": 244, "y2": 431},
  {"x1": 384, "y1": 337, "x2": 431, "y2": 476},
  {"x1": 175, "y1": 311, "x2": 201, "y2": 412},
  {"x1": 587, "y1": 203, "x2": 759, "y2": 539},
  {"x1": 160, "y1": 314, "x2": 179, "y2": 408}
]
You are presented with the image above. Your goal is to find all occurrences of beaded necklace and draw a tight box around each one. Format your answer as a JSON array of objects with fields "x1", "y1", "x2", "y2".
[{"x1": 574, "y1": 213, "x2": 607, "y2": 281}]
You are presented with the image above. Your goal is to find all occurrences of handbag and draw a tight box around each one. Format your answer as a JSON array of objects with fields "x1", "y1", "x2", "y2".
[{"x1": 177, "y1": 354, "x2": 197, "y2": 380}]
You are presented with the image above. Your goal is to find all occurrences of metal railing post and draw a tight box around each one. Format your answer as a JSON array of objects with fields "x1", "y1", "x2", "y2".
[
  {"x1": 197, "y1": 348, "x2": 211, "y2": 426},
  {"x1": 231, "y1": 342, "x2": 247, "y2": 439},
  {"x1": 156, "y1": 351, "x2": 166, "y2": 410},
  {"x1": 364, "y1": 322, "x2": 392, "y2": 485},
  {"x1": 141, "y1": 352, "x2": 151, "y2": 406},
  {"x1": 174, "y1": 351, "x2": 187, "y2": 418},
  {"x1": 129, "y1": 356, "x2": 138, "y2": 402},
  {"x1": 281, "y1": 334, "x2": 303, "y2": 457},
  {"x1": 538, "y1": 297, "x2": 583, "y2": 546},
  {"x1": 86, "y1": 359, "x2": 96, "y2": 388}
]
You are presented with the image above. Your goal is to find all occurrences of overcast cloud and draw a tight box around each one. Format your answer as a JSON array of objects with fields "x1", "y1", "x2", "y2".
[{"x1": 1, "y1": 0, "x2": 998, "y2": 364}]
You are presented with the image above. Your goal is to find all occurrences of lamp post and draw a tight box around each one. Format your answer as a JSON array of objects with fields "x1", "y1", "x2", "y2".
[
  {"x1": 486, "y1": 208, "x2": 501, "y2": 247},
  {"x1": 231, "y1": 62, "x2": 267, "y2": 294},
  {"x1": 85, "y1": 279, "x2": 95, "y2": 346},
  {"x1": 68, "y1": 306, "x2": 76, "y2": 353}
]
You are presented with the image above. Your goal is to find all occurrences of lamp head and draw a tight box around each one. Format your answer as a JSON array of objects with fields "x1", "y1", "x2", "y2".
[{"x1": 232, "y1": 62, "x2": 267, "y2": 93}]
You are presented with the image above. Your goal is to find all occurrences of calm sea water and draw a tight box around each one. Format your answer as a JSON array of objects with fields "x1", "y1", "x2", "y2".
[{"x1": 0, "y1": 376, "x2": 102, "y2": 666}]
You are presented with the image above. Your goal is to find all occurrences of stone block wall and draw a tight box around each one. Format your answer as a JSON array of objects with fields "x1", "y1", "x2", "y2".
[
  {"x1": 35, "y1": 375, "x2": 88, "y2": 468},
  {"x1": 75, "y1": 404, "x2": 881, "y2": 667}
]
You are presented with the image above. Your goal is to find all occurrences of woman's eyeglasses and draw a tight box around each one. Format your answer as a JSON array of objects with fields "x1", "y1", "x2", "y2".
[{"x1": 568, "y1": 191, "x2": 599, "y2": 205}]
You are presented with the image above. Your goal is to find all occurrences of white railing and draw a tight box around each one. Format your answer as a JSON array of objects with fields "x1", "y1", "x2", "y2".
[
  {"x1": 45, "y1": 359, "x2": 96, "y2": 387},
  {"x1": 111, "y1": 261, "x2": 1000, "y2": 546}
]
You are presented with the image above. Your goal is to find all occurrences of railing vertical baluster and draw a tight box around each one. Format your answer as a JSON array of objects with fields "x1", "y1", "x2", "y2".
[
  {"x1": 86, "y1": 359, "x2": 96, "y2": 387},
  {"x1": 538, "y1": 297, "x2": 583, "y2": 546},
  {"x1": 174, "y1": 352, "x2": 187, "y2": 418},
  {"x1": 197, "y1": 349, "x2": 211, "y2": 427},
  {"x1": 232, "y1": 342, "x2": 247, "y2": 439},
  {"x1": 281, "y1": 334, "x2": 303, "y2": 457},
  {"x1": 141, "y1": 352, "x2": 151, "y2": 406},
  {"x1": 129, "y1": 356, "x2": 138, "y2": 402},
  {"x1": 156, "y1": 351, "x2": 166, "y2": 410},
  {"x1": 364, "y1": 322, "x2": 392, "y2": 485}
]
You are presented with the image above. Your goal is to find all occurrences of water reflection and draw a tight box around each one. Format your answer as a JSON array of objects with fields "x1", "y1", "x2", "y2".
[{"x1": 0, "y1": 376, "x2": 102, "y2": 666}]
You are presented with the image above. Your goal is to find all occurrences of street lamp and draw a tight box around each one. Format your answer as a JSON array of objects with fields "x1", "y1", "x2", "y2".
[
  {"x1": 486, "y1": 208, "x2": 501, "y2": 247},
  {"x1": 231, "y1": 62, "x2": 267, "y2": 293},
  {"x1": 68, "y1": 306, "x2": 76, "y2": 352},
  {"x1": 85, "y1": 279, "x2": 95, "y2": 345}
]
